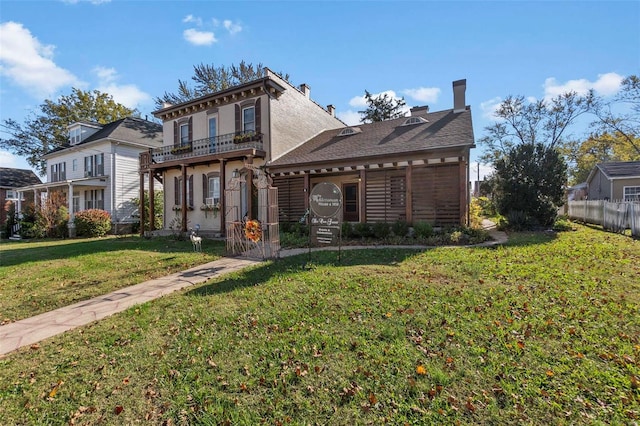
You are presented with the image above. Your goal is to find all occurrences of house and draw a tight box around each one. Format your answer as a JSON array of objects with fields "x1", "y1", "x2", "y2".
[
  {"x1": 140, "y1": 69, "x2": 345, "y2": 237},
  {"x1": 0, "y1": 167, "x2": 42, "y2": 228},
  {"x1": 17, "y1": 117, "x2": 163, "y2": 235},
  {"x1": 268, "y1": 79, "x2": 474, "y2": 226},
  {"x1": 140, "y1": 70, "x2": 474, "y2": 242},
  {"x1": 585, "y1": 161, "x2": 640, "y2": 201}
]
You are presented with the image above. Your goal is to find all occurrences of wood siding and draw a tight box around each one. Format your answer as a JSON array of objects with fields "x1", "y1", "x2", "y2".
[
  {"x1": 273, "y1": 176, "x2": 306, "y2": 223},
  {"x1": 365, "y1": 170, "x2": 407, "y2": 223},
  {"x1": 412, "y1": 164, "x2": 460, "y2": 225}
]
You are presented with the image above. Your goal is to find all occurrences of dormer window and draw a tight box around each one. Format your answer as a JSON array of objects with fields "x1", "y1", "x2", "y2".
[
  {"x1": 70, "y1": 127, "x2": 81, "y2": 145},
  {"x1": 401, "y1": 116, "x2": 429, "y2": 126},
  {"x1": 338, "y1": 127, "x2": 362, "y2": 136}
]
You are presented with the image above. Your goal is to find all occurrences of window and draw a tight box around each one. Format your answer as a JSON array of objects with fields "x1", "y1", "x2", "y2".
[
  {"x1": 50, "y1": 162, "x2": 66, "y2": 182},
  {"x1": 72, "y1": 159, "x2": 78, "y2": 172},
  {"x1": 85, "y1": 189, "x2": 104, "y2": 210},
  {"x1": 84, "y1": 153, "x2": 104, "y2": 177},
  {"x1": 175, "y1": 175, "x2": 194, "y2": 208},
  {"x1": 624, "y1": 186, "x2": 640, "y2": 201},
  {"x1": 401, "y1": 116, "x2": 428, "y2": 126},
  {"x1": 6, "y1": 190, "x2": 16, "y2": 200},
  {"x1": 337, "y1": 127, "x2": 362, "y2": 136},
  {"x1": 72, "y1": 191, "x2": 80, "y2": 214},
  {"x1": 243, "y1": 106, "x2": 255, "y2": 132},
  {"x1": 69, "y1": 127, "x2": 81, "y2": 144},
  {"x1": 208, "y1": 116, "x2": 217, "y2": 152},
  {"x1": 207, "y1": 176, "x2": 220, "y2": 205},
  {"x1": 180, "y1": 123, "x2": 190, "y2": 145}
]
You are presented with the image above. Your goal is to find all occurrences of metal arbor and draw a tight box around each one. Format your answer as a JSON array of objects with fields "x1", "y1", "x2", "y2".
[{"x1": 225, "y1": 165, "x2": 280, "y2": 259}]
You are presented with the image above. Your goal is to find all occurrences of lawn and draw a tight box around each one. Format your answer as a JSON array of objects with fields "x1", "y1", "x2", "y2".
[
  {"x1": 0, "y1": 225, "x2": 638, "y2": 424},
  {"x1": 0, "y1": 236, "x2": 225, "y2": 323}
]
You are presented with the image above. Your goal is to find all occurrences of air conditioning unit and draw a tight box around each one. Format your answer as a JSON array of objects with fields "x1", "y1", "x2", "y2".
[{"x1": 205, "y1": 197, "x2": 216, "y2": 207}]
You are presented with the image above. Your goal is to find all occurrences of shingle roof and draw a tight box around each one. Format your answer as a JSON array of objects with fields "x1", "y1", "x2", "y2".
[
  {"x1": 597, "y1": 161, "x2": 640, "y2": 178},
  {"x1": 0, "y1": 168, "x2": 42, "y2": 188},
  {"x1": 269, "y1": 107, "x2": 474, "y2": 167},
  {"x1": 48, "y1": 117, "x2": 163, "y2": 155}
]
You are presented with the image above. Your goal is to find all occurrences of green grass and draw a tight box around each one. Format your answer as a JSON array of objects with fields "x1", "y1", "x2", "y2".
[
  {"x1": 0, "y1": 225, "x2": 639, "y2": 424},
  {"x1": 0, "y1": 236, "x2": 225, "y2": 323}
]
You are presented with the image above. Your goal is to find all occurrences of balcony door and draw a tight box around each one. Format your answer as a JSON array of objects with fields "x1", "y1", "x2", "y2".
[
  {"x1": 342, "y1": 183, "x2": 359, "y2": 222},
  {"x1": 208, "y1": 116, "x2": 217, "y2": 152}
]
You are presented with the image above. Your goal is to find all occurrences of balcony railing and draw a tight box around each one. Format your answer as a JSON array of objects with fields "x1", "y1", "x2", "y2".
[{"x1": 149, "y1": 131, "x2": 263, "y2": 164}]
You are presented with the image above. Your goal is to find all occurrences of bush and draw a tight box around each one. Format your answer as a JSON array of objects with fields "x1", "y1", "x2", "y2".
[
  {"x1": 353, "y1": 222, "x2": 373, "y2": 239},
  {"x1": 74, "y1": 209, "x2": 112, "y2": 237},
  {"x1": 552, "y1": 216, "x2": 576, "y2": 232},
  {"x1": 372, "y1": 222, "x2": 391, "y2": 239},
  {"x1": 391, "y1": 220, "x2": 409, "y2": 237},
  {"x1": 505, "y1": 210, "x2": 534, "y2": 231},
  {"x1": 341, "y1": 222, "x2": 354, "y2": 239},
  {"x1": 413, "y1": 221, "x2": 433, "y2": 239}
]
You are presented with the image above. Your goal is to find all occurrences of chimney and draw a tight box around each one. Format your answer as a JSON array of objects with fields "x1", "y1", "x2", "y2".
[
  {"x1": 299, "y1": 83, "x2": 311, "y2": 98},
  {"x1": 410, "y1": 105, "x2": 429, "y2": 115},
  {"x1": 327, "y1": 104, "x2": 335, "y2": 117},
  {"x1": 453, "y1": 79, "x2": 466, "y2": 113}
]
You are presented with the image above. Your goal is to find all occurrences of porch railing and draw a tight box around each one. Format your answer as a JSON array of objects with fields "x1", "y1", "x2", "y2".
[{"x1": 148, "y1": 131, "x2": 263, "y2": 164}]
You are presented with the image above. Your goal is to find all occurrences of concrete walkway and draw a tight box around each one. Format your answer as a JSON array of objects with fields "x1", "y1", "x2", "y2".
[{"x1": 0, "y1": 226, "x2": 508, "y2": 357}]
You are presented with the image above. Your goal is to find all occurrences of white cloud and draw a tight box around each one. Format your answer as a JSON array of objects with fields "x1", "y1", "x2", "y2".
[
  {"x1": 183, "y1": 15, "x2": 203, "y2": 26},
  {"x1": 402, "y1": 86, "x2": 441, "y2": 103},
  {"x1": 223, "y1": 20, "x2": 242, "y2": 35},
  {"x1": 543, "y1": 72, "x2": 624, "y2": 100},
  {"x1": 480, "y1": 96, "x2": 502, "y2": 120},
  {"x1": 0, "y1": 150, "x2": 20, "y2": 168},
  {"x1": 470, "y1": 161, "x2": 495, "y2": 182},
  {"x1": 337, "y1": 110, "x2": 361, "y2": 126},
  {"x1": 0, "y1": 21, "x2": 81, "y2": 98},
  {"x1": 93, "y1": 66, "x2": 151, "y2": 109},
  {"x1": 183, "y1": 28, "x2": 217, "y2": 46}
]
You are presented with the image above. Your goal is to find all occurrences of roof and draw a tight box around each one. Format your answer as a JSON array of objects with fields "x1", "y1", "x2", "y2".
[
  {"x1": 594, "y1": 161, "x2": 640, "y2": 179},
  {"x1": 47, "y1": 117, "x2": 163, "y2": 155},
  {"x1": 269, "y1": 107, "x2": 474, "y2": 168},
  {"x1": 0, "y1": 167, "x2": 42, "y2": 188}
]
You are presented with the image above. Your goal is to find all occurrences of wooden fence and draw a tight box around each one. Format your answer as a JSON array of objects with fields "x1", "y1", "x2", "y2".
[{"x1": 567, "y1": 200, "x2": 640, "y2": 237}]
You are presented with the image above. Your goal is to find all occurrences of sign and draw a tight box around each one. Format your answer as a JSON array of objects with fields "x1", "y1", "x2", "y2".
[{"x1": 309, "y1": 182, "x2": 342, "y2": 247}]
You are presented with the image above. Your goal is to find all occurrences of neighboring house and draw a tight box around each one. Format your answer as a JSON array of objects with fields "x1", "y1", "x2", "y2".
[
  {"x1": 141, "y1": 69, "x2": 345, "y2": 235},
  {"x1": 268, "y1": 79, "x2": 474, "y2": 226},
  {"x1": 140, "y1": 70, "x2": 474, "y2": 236},
  {"x1": 585, "y1": 161, "x2": 640, "y2": 201},
  {"x1": 0, "y1": 167, "x2": 42, "y2": 225},
  {"x1": 17, "y1": 117, "x2": 163, "y2": 234}
]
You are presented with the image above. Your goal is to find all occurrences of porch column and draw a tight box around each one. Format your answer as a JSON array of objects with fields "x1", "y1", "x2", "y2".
[
  {"x1": 67, "y1": 183, "x2": 75, "y2": 237},
  {"x1": 304, "y1": 173, "x2": 310, "y2": 214},
  {"x1": 219, "y1": 159, "x2": 226, "y2": 236},
  {"x1": 181, "y1": 164, "x2": 187, "y2": 232},
  {"x1": 149, "y1": 171, "x2": 155, "y2": 232},
  {"x1": 359, "y1": 169, "x2": 366, "y2": 223},
  {"x1": 406, "y1": 164, "x2": 413, "y2": 224},
  {"x1": 139, "y1": 172, "x2": 146, "y2": 236}
]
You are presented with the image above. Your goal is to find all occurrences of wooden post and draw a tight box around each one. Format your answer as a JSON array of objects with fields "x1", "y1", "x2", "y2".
[
  {"x1": 139, "y1": 172, "x2": 145, "y2": 236},
  {"x1": 149, "y1": 171, "x2": 155, "y2": 231},
  {"x1": 405, "y1": 164, "x2": 413, "y2": 224},
  {"x1": 359, "y1": 169, "x2": 366, "y2": 223},
  {"x1": 459, "y1": 157, "x2": 468, "y2": 225},
  {"x1": 219, "y1": 159, "x2": 226, "y2": 236},
  {"x1": 181, "y1": 165, "x2": 187, "y2": 232}
]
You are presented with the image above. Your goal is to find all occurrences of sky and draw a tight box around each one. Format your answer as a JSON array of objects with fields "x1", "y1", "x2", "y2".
[{"x1": 1, "y1": 0, "x2": 639, "y2": 180}]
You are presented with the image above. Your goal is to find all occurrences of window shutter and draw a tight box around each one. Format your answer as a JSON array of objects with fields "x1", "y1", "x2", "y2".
[
  {"x1": 188, "y1": 117, "x2": 193, "y2": 142},
  {"x1": 174, "y1": 177, "x2": 179, "y2": 205},
  {"x1": 255, "y1": 98, "x2": 261, "y2": 134},
  {"x1": 173, "y1": 121, "x2": 178, "y2": 146},
  {"x1": 235, "y1": 104, "x2": 241, "y2": 133},
  {"x1": 202, "y1": 174, "x2": 208, "y2": 201},
  {"x1": 188, "y1": 175, "x2": 194, "y2": 208}
]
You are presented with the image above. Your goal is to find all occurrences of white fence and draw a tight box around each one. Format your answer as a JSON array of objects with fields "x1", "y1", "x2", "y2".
[{"x1": 567, "y1": 200, "x2": 640, "y2": 237}]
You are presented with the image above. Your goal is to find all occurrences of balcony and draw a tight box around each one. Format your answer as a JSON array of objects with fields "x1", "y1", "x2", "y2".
[{"x1": 147, "y1": 131, "x2": 263, "y2": 166}]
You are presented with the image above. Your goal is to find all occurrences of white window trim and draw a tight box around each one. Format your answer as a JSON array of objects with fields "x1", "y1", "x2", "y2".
[{"x1": 623, "y1": 185, "x2": 640, "y2": 201}]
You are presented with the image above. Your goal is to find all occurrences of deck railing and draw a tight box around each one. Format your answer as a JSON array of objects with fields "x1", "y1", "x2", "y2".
[{"x1": 148, "y1": 131, "x2": 263, "y2": 164}]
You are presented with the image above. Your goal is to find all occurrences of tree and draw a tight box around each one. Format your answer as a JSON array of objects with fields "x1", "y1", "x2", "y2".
[
  {"x1": 358, "y1": 90, "x2": 407, "y2": 123},
  {"x1": 479, "y1": 92, "x2": 593, "y2": 165},
  {"x1": 0, "y1": 88, "x2": 136, "y2": 175},
  {"x1": 589, "y1": 75, "x2": 640, "y2": 157},
  {"x1": 155, "y1": 61, "x2": 291, "y2": 108},
  {"x1": 494, "y1": 143, "x2": 567, "y2": 228}
]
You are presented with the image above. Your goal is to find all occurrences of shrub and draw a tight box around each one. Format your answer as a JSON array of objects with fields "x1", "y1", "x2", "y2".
[
  {"x1": 74, "y1": 209, "x2": 112, "y2": 237},
  {"x1": 413, "y1": 221, "x2": 433, "y2": 239},
  {"x1": 341, "y1": 222, "x2": 354, "y2": 239},
  {"x1": 552, "y1": 216, "x2": 576, "y2": 232},
  {"x1": 505, "y1": 210, "x2": 535, "y2": 231},
  {"x1": 391, "y1": 220, "x2": 409, "y2": 237},
  {"x1": 353, "y1": 222, "x2": 373, "y2": 239},
  {"x1": 372, "y1": 222, "x2": 391, "y2": 239}
]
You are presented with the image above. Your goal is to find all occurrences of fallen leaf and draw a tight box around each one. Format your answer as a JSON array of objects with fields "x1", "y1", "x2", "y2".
[
  {"x1": 48, "y1": 380, "x2": 63, "y2": 398},
  {"x1": 114, "y1": 405, "x2": 123, "y2": 415}
]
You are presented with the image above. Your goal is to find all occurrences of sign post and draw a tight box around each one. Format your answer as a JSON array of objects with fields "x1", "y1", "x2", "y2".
[{"x1": 308, "y1": 182, "x2": 342, "y2": 261}]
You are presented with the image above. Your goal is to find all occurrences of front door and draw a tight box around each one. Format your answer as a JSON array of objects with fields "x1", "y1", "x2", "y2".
[{"x1": 342, "y1": 183, "x2": 359, "y2": 222}]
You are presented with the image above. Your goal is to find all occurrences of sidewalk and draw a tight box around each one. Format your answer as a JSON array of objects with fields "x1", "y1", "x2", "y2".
[{"x1": 0, "y1": 228, "x2": 508, "y2": 357}]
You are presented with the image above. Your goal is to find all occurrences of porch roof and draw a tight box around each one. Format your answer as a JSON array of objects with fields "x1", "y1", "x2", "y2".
[
  {"x1": 268, "y1": 107, "x2": 474, "y2": 170},
  {"x1": 17, "y1": 177, "x2": 108, "y2": 192}
]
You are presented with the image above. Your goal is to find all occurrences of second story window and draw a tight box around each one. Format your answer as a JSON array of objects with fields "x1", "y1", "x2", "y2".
[
  {"x1": 50, "y1": 162, "x2": 66, "y2": 182},
  {"x1": 69, "y1": 128, "x2": 81, "y2": 144},
  {"x1": 180, "y1": 123, "x2": 189, "y2": 145},
  {"x1": 84, "y1": 153, "x2": 104, "y2": 177},
  {"x1": 243, "y1": 106, "x2": 255, "y2": 132},
  {"x1": 174, "y1": 117, "x2": 193, "y2": 147}
]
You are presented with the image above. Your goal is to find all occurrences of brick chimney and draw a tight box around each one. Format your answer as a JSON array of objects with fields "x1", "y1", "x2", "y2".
[
  {"x1": 299, "y1": 83, "x2": 311, "y2": 98},
  {"x1": 453, "y1": 79, "x2": 466, "y2": 113},
  {"x1": 327, "y1": 104, "x2": 335, "y2": 117}
]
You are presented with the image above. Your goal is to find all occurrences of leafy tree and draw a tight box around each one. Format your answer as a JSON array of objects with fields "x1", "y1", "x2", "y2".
[
  {"x1": 588, "y1": 75, "x2": 640, "y2": 156},
  {"x1": 494, "y1": 143, "x2": 567, "y2": 228},
  {"x1": 358, "y1": 90, "x2": 407, "y2": 123},
  {"x1": 132, "y1": 190, "x2": 164, "y2": 231},
  {"x1": 479, "y1": 92, "x2": 593, "y2": 164},
  {"x1": 155, "y1": 61, "x2": 290, "y2": 108},
  {"x1": 0, "y1": 88, "x2": 136, "y2": 175}
]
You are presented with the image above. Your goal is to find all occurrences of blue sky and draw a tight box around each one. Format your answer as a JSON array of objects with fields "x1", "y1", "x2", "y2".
[{"x1": 1, "y1": 0, "x2": 639, "y2": 179}]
